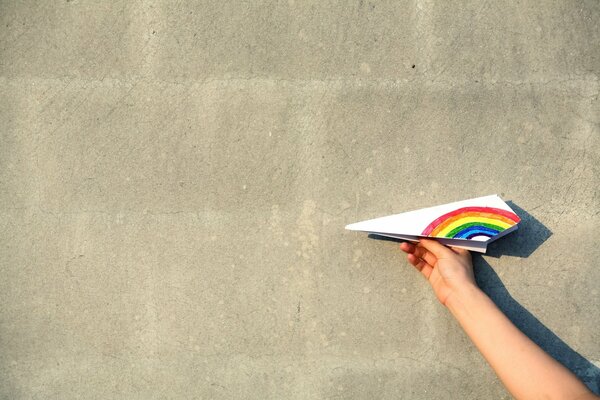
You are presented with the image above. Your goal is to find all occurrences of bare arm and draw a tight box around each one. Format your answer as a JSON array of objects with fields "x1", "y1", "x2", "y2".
[{"x1": 400, "y1": 239, "x2": 597, "y2": 400}]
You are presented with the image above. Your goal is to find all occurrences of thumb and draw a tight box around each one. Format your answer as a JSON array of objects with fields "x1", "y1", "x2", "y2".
[{"x1": 418, "y1": 238, "x2": 454, "y2": 258}]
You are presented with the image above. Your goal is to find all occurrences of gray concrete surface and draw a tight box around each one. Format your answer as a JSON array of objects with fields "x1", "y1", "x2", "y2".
[{"x1": 1, "y1": 1, "x2": 598, "y2": 398}]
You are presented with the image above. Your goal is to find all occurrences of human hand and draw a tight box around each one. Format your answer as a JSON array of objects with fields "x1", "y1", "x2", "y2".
[{"x1": 399, "y1": 239, "x2": 476, "y2": 306}]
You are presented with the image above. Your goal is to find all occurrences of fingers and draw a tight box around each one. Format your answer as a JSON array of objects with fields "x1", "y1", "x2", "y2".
[
  {"x1": 406, "y1": 253, "x2": 434, "y2": 279},
  {"x1": 419, "y1": 263, "x2": 433, "y2": 279},
  {"x1": 399, "y1": 242, "x2": 415, "y2": 253},
  {"x1": 400, "y1": 241, "x2": 437, "y2": 276},
  {"x1": 418, "y1": 238, "x2": 454, "y2": 258},
  {"x1": 400, "y1": 242, "x2": 436, "y2": 263},
  {"x1": 450, "y1": 246, "x2": 472, "y2": 259},
  {"x1": 412, "y1": 245, "x2": 438, "y2": 267}
]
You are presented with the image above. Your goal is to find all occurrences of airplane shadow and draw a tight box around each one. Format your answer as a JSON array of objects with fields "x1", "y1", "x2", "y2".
[
  {"x1": 485, "y1": 201, "x2": 552, "y2": 258},
  {"x1": 368, "y1": 201, "x2": 599, "y2": 393}
]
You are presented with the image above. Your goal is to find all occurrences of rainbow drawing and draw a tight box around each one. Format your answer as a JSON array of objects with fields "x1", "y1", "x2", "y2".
[
  {"x1": 346, "y1": 195, "x2": 521, "y2": 252},
  {"x1": 421, "y1": 207, "x2": 521, "y2": 240}
]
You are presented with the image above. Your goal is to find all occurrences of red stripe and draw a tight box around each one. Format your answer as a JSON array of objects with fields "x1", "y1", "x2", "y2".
[{"x1": 421, "y1": 206, "x2": 520, "y2": 235}]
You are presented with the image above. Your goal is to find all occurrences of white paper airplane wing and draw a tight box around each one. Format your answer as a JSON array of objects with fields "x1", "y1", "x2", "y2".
[{"x1": 345, "y1": 195, "x2": 521, "y2": 253}]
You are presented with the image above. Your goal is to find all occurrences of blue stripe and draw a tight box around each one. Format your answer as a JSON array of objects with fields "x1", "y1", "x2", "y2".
[{"x1": 453, "y1": 226, "x2": 500, "y2": 239}]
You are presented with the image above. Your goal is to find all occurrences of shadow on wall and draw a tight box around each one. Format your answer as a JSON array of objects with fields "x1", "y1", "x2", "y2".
[
  {"x1": 485, "y1": 201, "x2": 552, "y2": 259},
  {"x1": 368, "y1": 201, "x2": 599, "y2": 394},
  {"x1": 477, "y1": 201, "x2": 599, "y2": 394},
  {"x1": 475, "y1": 256, "x2": 600, "y2": 394}
]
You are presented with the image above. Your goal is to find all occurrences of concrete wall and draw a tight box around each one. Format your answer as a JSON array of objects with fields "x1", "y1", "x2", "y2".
[{"x1": 1, "y1": 1, "x2": 598, "y2": 398}]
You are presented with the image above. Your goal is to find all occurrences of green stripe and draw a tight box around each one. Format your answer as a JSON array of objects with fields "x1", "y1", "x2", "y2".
[{"x1": 446, "y1": 222, "x2": 506, "y2": 238}]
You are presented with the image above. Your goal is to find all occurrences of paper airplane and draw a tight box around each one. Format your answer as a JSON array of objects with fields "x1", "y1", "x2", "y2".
[{"x1": 345, "y1": 195, "x2": 521, "y2": 253}]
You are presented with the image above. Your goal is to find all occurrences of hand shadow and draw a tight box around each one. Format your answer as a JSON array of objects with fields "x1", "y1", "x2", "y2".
[{"x1": 474, "y1": 256, "x2": 600, "y2": 394}]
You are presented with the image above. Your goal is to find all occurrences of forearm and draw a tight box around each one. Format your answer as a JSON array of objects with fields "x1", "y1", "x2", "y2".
[{"x1": 446, "y1": 284, "x2": 594, "y2": 400}]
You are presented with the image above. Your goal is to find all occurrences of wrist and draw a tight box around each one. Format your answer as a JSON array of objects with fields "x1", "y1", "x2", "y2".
[{"x1": 445, "y1": 282, "x2": 486, "y2": 315}]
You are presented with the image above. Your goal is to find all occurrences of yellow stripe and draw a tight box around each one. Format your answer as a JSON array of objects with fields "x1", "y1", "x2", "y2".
[{"x1": 437, "y1": 216, "x2": 512, "y2": 237}]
